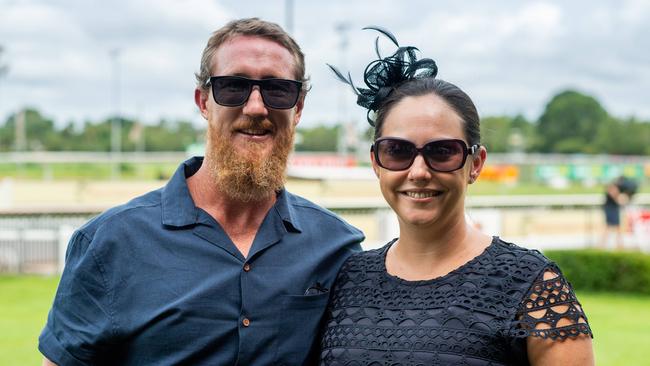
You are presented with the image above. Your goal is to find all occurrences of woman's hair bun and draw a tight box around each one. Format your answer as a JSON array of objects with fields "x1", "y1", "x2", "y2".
[{"x1": 328, "y1": 26, "x2": 438, "y2": 126}]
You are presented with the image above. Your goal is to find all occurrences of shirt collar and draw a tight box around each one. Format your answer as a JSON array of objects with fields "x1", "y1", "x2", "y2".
[
  {"x1": 161, "y1": 156, "x2": 202, "y2": 227},
  {"x1": 161, "y1": 156, "x2": 302, "y2": 232},
  {"x1": 274, "y1": 189, "x2": 302, "y2": 233}
]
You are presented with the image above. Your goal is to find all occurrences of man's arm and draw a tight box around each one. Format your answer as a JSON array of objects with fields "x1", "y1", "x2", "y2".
[
  {"x1": 42, "y1": 356, "x2": 57, "y2": 366},
  {"x1": 39, "y1": 230, "x2": 114, "y2": 365}
]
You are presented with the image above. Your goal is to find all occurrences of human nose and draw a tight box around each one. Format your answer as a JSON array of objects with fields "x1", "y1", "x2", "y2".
[
  {"x1": 242, "y1": 86, "x2": 268, "y2": 117},
  {"x1": 407, "y1": 154, "x2": 432, "y2": 181}
]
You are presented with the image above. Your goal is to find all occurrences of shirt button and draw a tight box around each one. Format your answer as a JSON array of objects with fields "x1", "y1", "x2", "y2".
[
  {"x1": 243, "y1": 263, "x2": 251, "y2": 272},
  {"x1": 242, "y1": 318, "x2": 251, "y2": 327}
]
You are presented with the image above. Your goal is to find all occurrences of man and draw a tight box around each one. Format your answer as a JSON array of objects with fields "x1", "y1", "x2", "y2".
[
  {"x1": 600, "y1": 176, "x2": 634, "y2": 249},
  {"x1": 39, "y1": 18, "x2": 363, "y2": 365}
]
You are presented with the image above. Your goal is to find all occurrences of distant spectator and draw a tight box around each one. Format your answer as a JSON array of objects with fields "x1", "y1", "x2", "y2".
[{"x1": 600, "y1": 176, "x2": 636, "y2": 249}]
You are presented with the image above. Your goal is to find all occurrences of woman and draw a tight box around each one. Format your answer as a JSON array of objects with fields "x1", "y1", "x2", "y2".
[{"x1": 320, "y1": 27, "x2": 594, "y2": 365}]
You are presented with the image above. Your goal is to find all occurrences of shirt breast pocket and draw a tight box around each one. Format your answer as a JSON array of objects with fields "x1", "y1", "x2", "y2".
[{"x1": 275, "y1": 292, "x2": 330, "y2": 365}]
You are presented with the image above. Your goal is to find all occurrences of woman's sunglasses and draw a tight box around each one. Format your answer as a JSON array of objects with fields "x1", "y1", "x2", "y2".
[
  {"x1": 208, "y1": 76, "x2": 302, "y2": 110},
  {"x1": 372, "y1": 137, "x2": 479, "y2": 172}
]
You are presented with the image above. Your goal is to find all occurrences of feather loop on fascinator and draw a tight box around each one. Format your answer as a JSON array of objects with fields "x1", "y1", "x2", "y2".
[{"x1": 328, "y1": 25, "x2": 438, "y2": 126}]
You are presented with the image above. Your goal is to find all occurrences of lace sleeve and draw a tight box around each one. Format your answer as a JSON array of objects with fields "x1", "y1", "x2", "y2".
[{"x1": 514, "y1": 263, "x2": 593, "y2": 340}]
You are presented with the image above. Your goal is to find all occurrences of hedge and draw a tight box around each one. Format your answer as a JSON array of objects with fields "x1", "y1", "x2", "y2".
[{"x1": 543, "y1": 249, "x2": 650, "y2": 294}]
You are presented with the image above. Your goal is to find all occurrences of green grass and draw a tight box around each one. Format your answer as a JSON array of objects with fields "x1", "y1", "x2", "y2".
[
  {"x1": 1, "y1": 162, "x2": 648, "y2": 195},
  {"x1": 0, "y1": 275, "x2": 58, "y2": 366},
  {"x1": 579, "y1": 292, "x2": 650, "y2": 365},
  {"x1": 469, "y1": 180, "x2": 650, "y2": 195},
  {"x1": 0, "y1": 276, "x2": 648, "y2": 365},
  {"x1": 0, "y1": 162, "x2": 177, "y2": 180}
]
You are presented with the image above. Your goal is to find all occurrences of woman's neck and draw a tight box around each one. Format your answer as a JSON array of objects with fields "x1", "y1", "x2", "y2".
[{"x1": 386, "y1": 216, "x2": 491, "y2": 281}]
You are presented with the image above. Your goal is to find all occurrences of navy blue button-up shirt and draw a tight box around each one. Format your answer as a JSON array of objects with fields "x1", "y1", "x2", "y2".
[{"x1": 39, "y1": 157, "x2": 364, "y2": 365}]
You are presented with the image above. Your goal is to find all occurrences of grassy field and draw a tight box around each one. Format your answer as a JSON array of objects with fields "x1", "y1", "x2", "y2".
[
  {"x1": 1, "y1": 162, "x2": 648, "y2": 196},
  {"x1": 0, "y1": 162, "x2": 178, "y2": 180},
  {"x1": 1, "y1": 276, "x2": 648, "y2": 365},
  {"x1": 0, "y1": 275, "x2": 58, "y2": 366},
  {"x1": 469, "y1": 180, "x2": 647, "y2": 195},
  {"x1": 581, "y1": 292, "x2": 650, "y2": 365}
]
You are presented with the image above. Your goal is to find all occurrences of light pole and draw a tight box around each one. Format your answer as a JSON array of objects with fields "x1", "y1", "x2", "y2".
[
  {"x1": 109, "y1": 48, "x2": 121, "y2": 179},
  {"x1": 0, "y1": 46, "x2": 24, "y2": 155},
  {"x1": 335, "y1": 22, "x2": 351, "y2": 154},
  {"x1": 285, "y1": 0, "x2": 294, "y2": 34},
  {"x1": 0, "y1": 45, "x2": 9, "y2": 129}
]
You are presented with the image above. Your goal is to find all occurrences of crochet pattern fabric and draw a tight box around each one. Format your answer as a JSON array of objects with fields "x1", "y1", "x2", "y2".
[{"x1": 319, "y1": 237, "x2": 592, "y2": 365}]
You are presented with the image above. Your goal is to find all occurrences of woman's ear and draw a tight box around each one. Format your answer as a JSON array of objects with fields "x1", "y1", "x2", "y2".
[
  {"x1": 469, "y1": 146, "x2": 487, "y2": 184},
  {"x1": 370, "y1": 148, "x2": 380, "y2": 178}
]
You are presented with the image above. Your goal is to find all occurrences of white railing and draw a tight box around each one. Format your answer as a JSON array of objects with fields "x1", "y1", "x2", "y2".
[{"x1": 1, "y1": 194, "x2": 649, "y2": 274}]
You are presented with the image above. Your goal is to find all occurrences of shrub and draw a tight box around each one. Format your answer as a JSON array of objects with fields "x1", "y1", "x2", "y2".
[{"x1": 544, "y1": 249, "x2": 650, "y2": 294}]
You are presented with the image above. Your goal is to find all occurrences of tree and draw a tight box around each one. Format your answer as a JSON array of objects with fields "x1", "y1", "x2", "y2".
[
  {"x1": 0, "y1": 107, "x2": 205, "y2": 152},
  {"x1": 594, "y1": 117, "x2": 650, "y2": 155},
  {"x1": 0, "y1": 118, "x2": 11, "y2": 151},
  {"x1": 295, "y1": 124, "x2": 341, "y2": 152},
  {"x1": 481, "y1": 116, "x2": 513, "y2": 153},
  {"x1": 480, "y1": 114, "x2": 533, "y2": 153},
  {"x1": 0, "y1": 108, "x2": 58, "y2": 151},
  {"x1": 143, "y1": 119, "x2": 201, "y2": 151},
  {"x1": 0, "y1": 46, "x2": 9, "y2": 151},
  {"x1": 535, "y1": 90, "x2": 609, "y2": 153}
]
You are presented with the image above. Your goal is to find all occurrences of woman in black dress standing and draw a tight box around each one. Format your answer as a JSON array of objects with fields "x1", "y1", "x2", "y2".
[{"x1": 320, "y1": 27, "x2": 594, "y2": 365}]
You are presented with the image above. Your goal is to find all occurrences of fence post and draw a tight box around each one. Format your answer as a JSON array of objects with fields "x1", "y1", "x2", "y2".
[
  {"x1": 58, "y1": 225, "x2": 75, "y2": 274},
  {"x1": 0, "y1": 178, "x2": 13, "y2": 209}
]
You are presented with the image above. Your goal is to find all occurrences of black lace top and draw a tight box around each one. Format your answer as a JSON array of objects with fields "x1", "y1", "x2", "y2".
[{"x1": 319, "y1": 237, "x2": 592, "y2": 365}]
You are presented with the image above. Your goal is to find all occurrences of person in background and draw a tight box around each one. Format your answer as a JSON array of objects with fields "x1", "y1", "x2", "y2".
[
  {"x1": 600, "y1": 176, "x2": 629, "y2": 249},
  {"x1": 600, "y1": 175, "x2": 639, "y2": 250},
  {"x1": 39, "y1": 18, "x2": 363, "y2": 366},
  {"x1": 320, "y1": 26, "x2": 594, "y2": 365}
]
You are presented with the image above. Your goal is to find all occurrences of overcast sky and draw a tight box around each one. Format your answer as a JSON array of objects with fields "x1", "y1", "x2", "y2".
[{"x1": 1, "y1": 0, "x2": 649, "y2": 130}]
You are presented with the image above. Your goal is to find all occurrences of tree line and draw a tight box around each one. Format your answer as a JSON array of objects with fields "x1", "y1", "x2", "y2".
[
  {"x1": 481, "y1": 90, "x2": 650, "y2": 155},
  {"x1": 0, "y1": 89, "x2": 648, "y2": 155},
  {"x1": 0, "y1": 112, "x2": 200, "y2": 152}
]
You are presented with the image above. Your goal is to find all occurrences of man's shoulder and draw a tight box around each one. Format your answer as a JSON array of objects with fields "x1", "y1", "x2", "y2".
[
  {"x1": 79, "y1": 187, "x2": 164, "y2": 238},
  {"x1": 285, "y1": 191, "x2": 326, "y2": 212},
  {"x1": 285, "y1": 191, "x2": 362, "y2": 230}
]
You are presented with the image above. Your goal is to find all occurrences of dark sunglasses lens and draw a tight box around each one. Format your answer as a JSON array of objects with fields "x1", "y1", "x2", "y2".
[
  {"x1": 423, "y1": 140, "x2": 465, "y2": 171},
  {"x1": 260, "y1": 79, "x2": 301, "y2": 109},
  {"x1": 377, "y1": 139, "x2": 416, "y2": 170},
  {"x1": 213, "y1": 77, "x2": 250, "y2": 106}
]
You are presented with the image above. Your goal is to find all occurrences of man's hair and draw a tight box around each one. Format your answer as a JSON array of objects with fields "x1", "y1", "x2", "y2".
[{"x1": 195, "y1": 17, "x2": 309, "y2": 94}]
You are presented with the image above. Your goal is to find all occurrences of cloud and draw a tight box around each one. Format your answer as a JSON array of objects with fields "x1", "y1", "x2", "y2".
[
  {"x1": 0, "y1": 0, "x2": 234, "y2": 124},
  {"x1": 1, "y1": 0, "x2": 649, "y2": 128}
]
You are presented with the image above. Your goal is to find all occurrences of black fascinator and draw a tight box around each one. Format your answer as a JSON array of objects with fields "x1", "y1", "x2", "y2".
[{"x1": 328, "y1": 26, "x2": 438, "y2": 126}]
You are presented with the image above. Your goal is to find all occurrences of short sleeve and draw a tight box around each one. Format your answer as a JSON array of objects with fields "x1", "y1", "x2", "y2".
[
  {"x1": 38, "y1": 230, "x2": 116, "y2": 365},
  {"x1": 513, "y1": 263, "x2": 593, "y2": 340}
]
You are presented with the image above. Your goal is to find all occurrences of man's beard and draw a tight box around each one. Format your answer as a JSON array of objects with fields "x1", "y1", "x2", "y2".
[{"x1": 205, "y1": 119, "x2": 294, "y2": 202}]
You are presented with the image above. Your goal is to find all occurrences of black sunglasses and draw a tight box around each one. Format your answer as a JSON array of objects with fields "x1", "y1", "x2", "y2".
[
  {"x1": 208, "y1": 76, "x2": 302, "y2": 109},
  {"x1": 372, "y1": 137, "x2": 479, "y2": 172}
]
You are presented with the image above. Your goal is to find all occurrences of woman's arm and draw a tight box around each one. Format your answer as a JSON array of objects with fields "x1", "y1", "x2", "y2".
[
  {"x1": 527, "y1": 333, "x2": 594, "y2": 365},
  {"x1": 519, "y1": 267, "x2": 595, "y2": 365}
]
